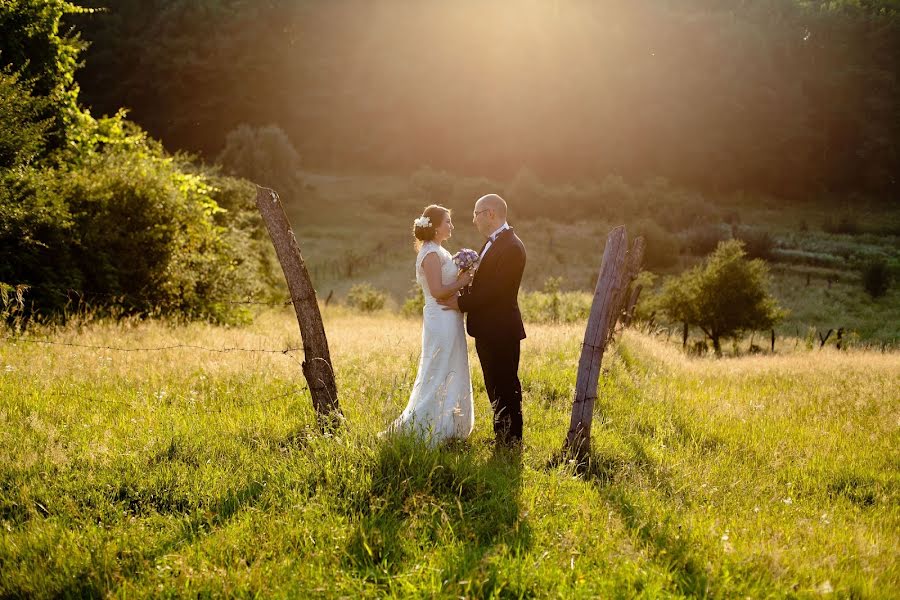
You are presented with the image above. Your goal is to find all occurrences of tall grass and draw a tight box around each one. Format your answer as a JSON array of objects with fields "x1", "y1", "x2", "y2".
[{"x1": 1, "y1": 310, "x2": 897, "y2": 597}]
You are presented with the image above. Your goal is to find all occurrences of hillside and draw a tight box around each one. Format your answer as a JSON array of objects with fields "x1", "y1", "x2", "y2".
[{"x1": 285, "y1": 172, "x2": 900, "y2": 344}]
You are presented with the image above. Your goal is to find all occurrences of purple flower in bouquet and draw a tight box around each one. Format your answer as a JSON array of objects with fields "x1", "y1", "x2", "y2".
[{"x1": 452, "y1": 248, "x2": 480, "y2": 272}]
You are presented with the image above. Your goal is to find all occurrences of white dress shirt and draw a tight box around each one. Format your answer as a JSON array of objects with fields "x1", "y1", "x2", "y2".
[{"x1": 479, "y1": 222, "x2": 510, "y2": 261}]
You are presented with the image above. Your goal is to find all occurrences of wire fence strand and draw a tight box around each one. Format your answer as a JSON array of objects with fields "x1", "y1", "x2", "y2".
[{"x1": 2, "y1": 335, "x2": 304, "y2": 359}]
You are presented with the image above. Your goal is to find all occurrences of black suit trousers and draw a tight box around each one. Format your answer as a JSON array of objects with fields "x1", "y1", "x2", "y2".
[{"x1": 475, "y1": 337, "x2": 523, "y2": 445}]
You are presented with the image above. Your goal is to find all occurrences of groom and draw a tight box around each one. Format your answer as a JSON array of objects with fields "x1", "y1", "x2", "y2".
[{"x1": 439, "y1": 194, "x2": 526, "y2": 446}]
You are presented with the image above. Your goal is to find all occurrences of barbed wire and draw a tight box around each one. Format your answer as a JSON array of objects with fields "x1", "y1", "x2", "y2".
[
  {"x1": 1, "y1": 335, "x2": 305, "y2": 362},
  {"x1": 29, "y1": 287, "x2": 296, "y2": 307}
]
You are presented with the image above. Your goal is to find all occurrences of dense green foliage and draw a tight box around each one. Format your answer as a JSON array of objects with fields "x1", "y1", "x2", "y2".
[
  {"x1": 0, "y1": 0, "x2": 274, "y2": 321},
  {"x1": 0, "y1": 0, "x2": 88, "y2": 154},
  {"x1": 71, "y1": 0, "x2": 900, "y2": 196},
  {"x1": 656, "y1": 240, "x2": 784, "y2": 354}
]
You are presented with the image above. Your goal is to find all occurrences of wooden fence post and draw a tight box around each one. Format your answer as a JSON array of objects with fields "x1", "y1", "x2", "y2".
[
  {"x1": 619, "y1": 237, "x2": 645, "y2": 328},
  {"x1": 624, "y1": 284, "x2": 643, "y2": 326},
  {"x1": 255, "y1": 187, "x2": 342, "y2": 427},
  {"x1": 564, "y1": 226, "x2": 629, "y2": 462}
]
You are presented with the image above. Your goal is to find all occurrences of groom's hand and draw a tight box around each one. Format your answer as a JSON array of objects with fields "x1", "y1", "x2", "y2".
[{"x1": 438, "y1": 296, "x2": 459, "y2": 311}]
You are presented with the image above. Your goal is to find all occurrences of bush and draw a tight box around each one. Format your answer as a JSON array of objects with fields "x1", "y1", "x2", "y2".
[
  {"x1": 346, "y1": 283, "x2": 386, "y2": 312},
  {"x1": 410, "y1": 166, "x2": 456, "y2": 203},
  {"x1": 823, "y1": 214, "x2": 860, "y2": 235},
  {"x1": 656, "y1": 240, "x2": 784, "y2": 355},
  {"x1": 0, "y1": 133, "x2": 270, "y2": 322},
  {"x1": 401, "y1": 283, "x2": 425, "y2": 317},
  {"x1": 0, "y1": 0, "x2": 273, "y2": 323},
  {"x1": 518, "y1": 287, "x2": 592, "y2": 324},
  {"x1": 631, "y1": 219, "x2": 680, "y2": 269},
  {"x1": 505, "y1": 167, "x2": 549, "y2": 220},
  {"x1": 683, "y1": 224, "x2": 729, "y2": 256},
  {"x1": 217, "y1": 124, "x2": 305, "y2": 200},
  {"x1": 862, "y1": 259, "x2": 891, "y2": 298},
  {"x1": 735, "y1": 227, "x2": 776, "y2": 261},
  {"x1": 0, "y1": 69, "x2": 51, "y2": 169}
]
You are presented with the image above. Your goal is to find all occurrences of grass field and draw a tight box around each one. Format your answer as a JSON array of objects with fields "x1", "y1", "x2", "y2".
[{"x1": 2, "y1": 309, "x2": 898, "y2": 597}]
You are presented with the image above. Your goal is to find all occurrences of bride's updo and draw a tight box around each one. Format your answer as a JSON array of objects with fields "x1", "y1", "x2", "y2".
[{"x1": 413, "y1": 204, "x2": 450, "y2": 249}]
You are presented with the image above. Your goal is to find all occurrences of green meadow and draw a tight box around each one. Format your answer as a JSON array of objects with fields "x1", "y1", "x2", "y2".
[
  {"x1": 288, "y1": 172, "x2": 900, "y2": 346},
  {"x1": 2, "y1": 309, "x2": 897, "y2": 597}
]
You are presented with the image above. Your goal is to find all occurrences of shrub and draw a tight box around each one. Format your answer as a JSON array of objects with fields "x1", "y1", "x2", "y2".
[
  {"x1": 505, "y1": 167, "x2": 549, "y2": 220},
  {"x1": 0, "y1": 135, "x2": 269, "y2": 322},
  {"x1": 346, "y1": 283, "x2": 386, "y2": 312},
  {"x1": 656, "y1": 240, "x2": 784, "y2": 355},
  {"x1": 631, "y1": 219, "x2": 680, "y2": 269},
  {"x1": 519, "y1": 288, "x2": 592, "y2": 324},
  {"x1": 735, "y1": 227, "x2": 776, "y2": 261},
  {"x1": 862, "y1": 259, "x2": 890, "y2": 298},
  {"x1": 823, "y1": 214, "x2": 860, "y2": 235},
  {"x1": 217, "y1": 124, "x2": 305, "y2": 200},
  {"x1": 410, "y1": 166, "x2": 455, "y2": 203},
  {"x1": 401, "y1": 283, "x2": 425, "y2": 317},
  {"x1": 0, "y1": 0, "x2": 272, "y2": 323},
  {"x1": 0, "y1": 70, "x2": 51, "y2": 169},
  {"x1": 683, "y1": 224, "x2": 729, "y2": 256}
]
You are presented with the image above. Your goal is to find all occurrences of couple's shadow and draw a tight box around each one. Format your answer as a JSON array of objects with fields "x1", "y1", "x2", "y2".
[{"x1": 344, "y1": 434, "x2": 530, "y2": 588}]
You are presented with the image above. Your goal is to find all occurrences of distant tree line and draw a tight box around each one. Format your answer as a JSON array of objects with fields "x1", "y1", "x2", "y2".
[{"x1": 68, "y1": 0, "x2": 900, "y2": 197}]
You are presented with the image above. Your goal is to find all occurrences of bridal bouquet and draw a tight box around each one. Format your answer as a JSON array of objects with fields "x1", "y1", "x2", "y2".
[{"x1": 452, "y1": 248, "x2": 480, "y2": 272}]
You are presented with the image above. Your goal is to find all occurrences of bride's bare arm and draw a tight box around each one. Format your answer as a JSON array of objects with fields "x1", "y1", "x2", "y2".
[{"x1": 422, "y1": 253, "x2": 473, "y2": 300}]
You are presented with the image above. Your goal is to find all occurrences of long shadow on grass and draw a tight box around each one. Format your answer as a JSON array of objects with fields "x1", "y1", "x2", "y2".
[
  {"x1": 584, "y1": 433, "x2": 780, "y2": 597},
  {"x1": 3, "y1": 453, "x2": 270, "y2": 598},
  {"x1": 570, "y1": 434, "x2": 712, "y2": 597},
  {"x1": 344, "y1": 434, "x2": 531, "y2": 593}
]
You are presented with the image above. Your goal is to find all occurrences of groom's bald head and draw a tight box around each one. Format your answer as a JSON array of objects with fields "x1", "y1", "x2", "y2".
[
  {"x1": 476, "y1": 194, "x2": 507, "y2": 220},
  {"x1": 473, "y1": 193, "x2": 508, "y2": 237}
]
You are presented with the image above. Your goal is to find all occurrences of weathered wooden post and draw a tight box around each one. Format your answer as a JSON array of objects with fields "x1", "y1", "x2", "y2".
[
  {"x1": 255, "y1": 187, "x2": 342, "y2": 427},
  {"x1": 624, "y1": 284, "x2": 643, "y2": 326},
  {"x1": 607, "y1": 236, "x2": 645, "y2": 343},
  {"x1": 564, "y1": 226, "x2": 629, "y2": 462}
]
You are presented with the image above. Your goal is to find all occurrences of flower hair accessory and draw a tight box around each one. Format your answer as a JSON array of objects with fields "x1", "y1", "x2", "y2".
[{"x1": 414, "y1": 216, "x2": 432, "y2": 228}]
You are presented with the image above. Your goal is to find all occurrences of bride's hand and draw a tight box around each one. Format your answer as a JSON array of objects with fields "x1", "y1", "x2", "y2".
[{"x1": 457, "y1": 270, "x2": 474, "y2": 287}]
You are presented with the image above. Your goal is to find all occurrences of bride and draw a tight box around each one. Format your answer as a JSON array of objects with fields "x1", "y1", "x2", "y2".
[{"x1": 384, "y1": 205, "x2": 475, "y2": 444}]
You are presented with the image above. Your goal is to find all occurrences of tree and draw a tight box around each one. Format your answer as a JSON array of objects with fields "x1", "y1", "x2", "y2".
[
  {"x1": 0, "y1": 70, "x2": 51, "y2": 168},
  {"x1": 657, "y1": 240, "x2": 784, "y2": 355},
  {"x1": 217, "y1": 124, "x2": 305, "y2": 201},
  {"x1": 0, "y1": 0, "x2": 92, "y2": 155},
  {"x1": 0, "y1": 0, "x2": 276, "y2": 322},
  {"x1": 862, "y1": 258, "x2": 891, "y2": 298}
]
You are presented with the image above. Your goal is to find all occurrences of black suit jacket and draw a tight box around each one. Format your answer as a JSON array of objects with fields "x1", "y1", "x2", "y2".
[{"x1": 458, "y1": 228, "x2": 526, "y2": 341}]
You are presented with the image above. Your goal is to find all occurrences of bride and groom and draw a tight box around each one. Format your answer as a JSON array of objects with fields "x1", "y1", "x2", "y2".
[{"x1": 385, "y1": 193, "x2": 527, "y2": 447}]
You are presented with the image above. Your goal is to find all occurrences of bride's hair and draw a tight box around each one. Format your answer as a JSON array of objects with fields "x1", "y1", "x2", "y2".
[{"x1": 413, "y1": 204, "x2": 450, "y2": 250}]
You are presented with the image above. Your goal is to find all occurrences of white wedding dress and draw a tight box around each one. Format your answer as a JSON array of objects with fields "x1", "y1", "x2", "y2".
[{"x1": 388, "y1": 241, "x2": 474, "y2": 444}]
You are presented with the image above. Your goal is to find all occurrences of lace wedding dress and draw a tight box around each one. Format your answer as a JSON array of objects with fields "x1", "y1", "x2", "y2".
[{"x1": 387, "y1": 241, "x2": 474, "y2": 444}]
